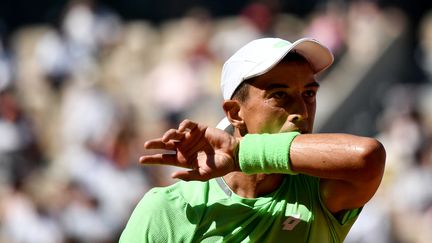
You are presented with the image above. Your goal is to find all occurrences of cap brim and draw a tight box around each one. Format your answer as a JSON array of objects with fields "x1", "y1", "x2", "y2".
[
  {"x1": 291, "y1": 38, "x2": 334, "y2": 74},
  {"x1": 216, "y1": 117, "x2": 234, "y2": 133},
  {"x1": 242, "y1": 38, "x2": 333, "y2": 83}
]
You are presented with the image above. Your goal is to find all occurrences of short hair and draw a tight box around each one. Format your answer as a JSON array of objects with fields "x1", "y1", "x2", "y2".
[
  {"x1": 231, "y1": 80, "x2": 250, "y2": 103},
  {"x1": 231, "y1": 51, "x2": 309, "y2": 102}
]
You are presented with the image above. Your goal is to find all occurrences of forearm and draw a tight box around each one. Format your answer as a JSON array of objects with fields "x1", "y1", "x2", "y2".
[
  {"x1": 238, "y1": 132, "x2": 385, "y2": 181},
  {"x1": 289, "y1": 133, "x2": 385, "y2": 181}
]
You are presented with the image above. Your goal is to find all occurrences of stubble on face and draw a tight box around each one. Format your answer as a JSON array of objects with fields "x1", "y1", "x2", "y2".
[{"x1": 239, "y1": 61, "x2": 318, "y2": 135}]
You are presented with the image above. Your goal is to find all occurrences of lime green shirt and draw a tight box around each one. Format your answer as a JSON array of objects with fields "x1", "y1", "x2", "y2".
[{"x1": 120, "y1": 175, "x2": 360, "y2": 243}]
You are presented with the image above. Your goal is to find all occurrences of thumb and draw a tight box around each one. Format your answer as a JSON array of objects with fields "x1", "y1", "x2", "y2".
[{"x1": 172, "y1": 170, "x2": 206, "y2": 181}]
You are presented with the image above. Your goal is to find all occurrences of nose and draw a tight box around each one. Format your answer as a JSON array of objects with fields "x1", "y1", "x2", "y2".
[
  {"x1": 288, "y1": 114, "x2": 304, "y2": 123},
  {"x1": 287, "y1": 96, "x2": 308, "y2": 123}
]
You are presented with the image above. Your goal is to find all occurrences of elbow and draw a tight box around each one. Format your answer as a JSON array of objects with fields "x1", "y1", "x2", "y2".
[{"x1": 358, "y1": 138, "x2": 386, "y2": 181}]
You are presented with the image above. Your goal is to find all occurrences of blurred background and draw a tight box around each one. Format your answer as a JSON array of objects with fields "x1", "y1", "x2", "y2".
[{"x1": 0, "y1": 0, "x2": 432, "y2": 242}]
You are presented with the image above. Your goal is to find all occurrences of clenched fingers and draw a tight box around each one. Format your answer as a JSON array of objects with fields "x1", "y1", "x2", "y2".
[
  {"x1": 178, "y1": 119, "x2": 198, "y2": 133},
  {"x1": 139, "y1": 153, "x2": 196, "y2": 169},
  {"x1": 144, "y1": 139, "x2": 177, "y2": 150},
  {"x1": 162, "y1": 129, "x2": 185, "y2": 143}
]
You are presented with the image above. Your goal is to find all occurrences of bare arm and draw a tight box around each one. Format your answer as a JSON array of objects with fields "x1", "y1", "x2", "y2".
[
  {"x1": 290, "y1": 134, "x2": 386, "y2": 213},
  {"x1": 140, "y1": 120, "x2": 385, "y2": 213}
]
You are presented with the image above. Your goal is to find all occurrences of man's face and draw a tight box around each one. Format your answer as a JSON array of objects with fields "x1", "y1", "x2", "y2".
[{"x1": 240, "y1": 60, "x2": 318, "y2": 134}]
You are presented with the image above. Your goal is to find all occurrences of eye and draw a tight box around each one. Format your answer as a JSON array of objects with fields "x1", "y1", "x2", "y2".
[
  {"x1": 303, "y1": 90, "x2": 317, "y2": 102},
  {"x1": 303, "y1": 90, "x2": 316, "y2": 97},
  {"x1": 271, "y1": 91, "x2": 288, "y2": 100}
]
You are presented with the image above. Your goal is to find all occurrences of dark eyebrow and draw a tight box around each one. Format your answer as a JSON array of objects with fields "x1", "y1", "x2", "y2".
[
  {"x1": 305, "y1": 81, "x2": 320, "y2": 88},
  {"x1": 267, "y1": 83, "x2": 289, "y2": 90},
  {"x1": 266, "y1": 81, "x2": 320, "y2": 90}
]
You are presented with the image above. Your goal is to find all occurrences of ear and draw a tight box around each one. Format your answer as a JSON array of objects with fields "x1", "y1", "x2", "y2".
[{"x1": 222, "y1": 100, "x2": 246, "y2": 131}]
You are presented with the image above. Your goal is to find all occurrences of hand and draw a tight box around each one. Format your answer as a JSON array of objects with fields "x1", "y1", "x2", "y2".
[{"x1": 140, "y1": 119, "x2": 240, "y2": 181}]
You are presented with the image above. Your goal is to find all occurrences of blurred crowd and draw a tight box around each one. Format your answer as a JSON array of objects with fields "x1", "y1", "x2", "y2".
[{"x1": 0, "y1": 0, "x2": 431, "y2": 242}]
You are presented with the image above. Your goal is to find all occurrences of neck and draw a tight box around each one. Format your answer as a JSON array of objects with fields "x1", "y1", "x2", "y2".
[{"x1": 222, "y1": 172, "x2": 285, "y2": 198}]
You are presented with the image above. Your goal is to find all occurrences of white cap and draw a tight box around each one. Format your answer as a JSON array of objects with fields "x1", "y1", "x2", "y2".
[{"x1": 217, "y1": 37, "x2": 334, "y2": 131}]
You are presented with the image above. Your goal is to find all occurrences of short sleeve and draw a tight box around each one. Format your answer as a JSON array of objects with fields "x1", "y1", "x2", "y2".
[
  {"x1": 302, "y1": 176, "x2": 362, "y2": 242},
  {"x1": 316, "y1": 179, "x2": 362, "y2": 242},
  {"x1": 316, "y1": 180, "x2": 362, "y2": 226}
]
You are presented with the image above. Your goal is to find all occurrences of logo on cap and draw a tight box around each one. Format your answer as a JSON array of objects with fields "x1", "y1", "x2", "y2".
[{"x1": 273, "y1": 41, "x2": 289, "y2": 48}]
